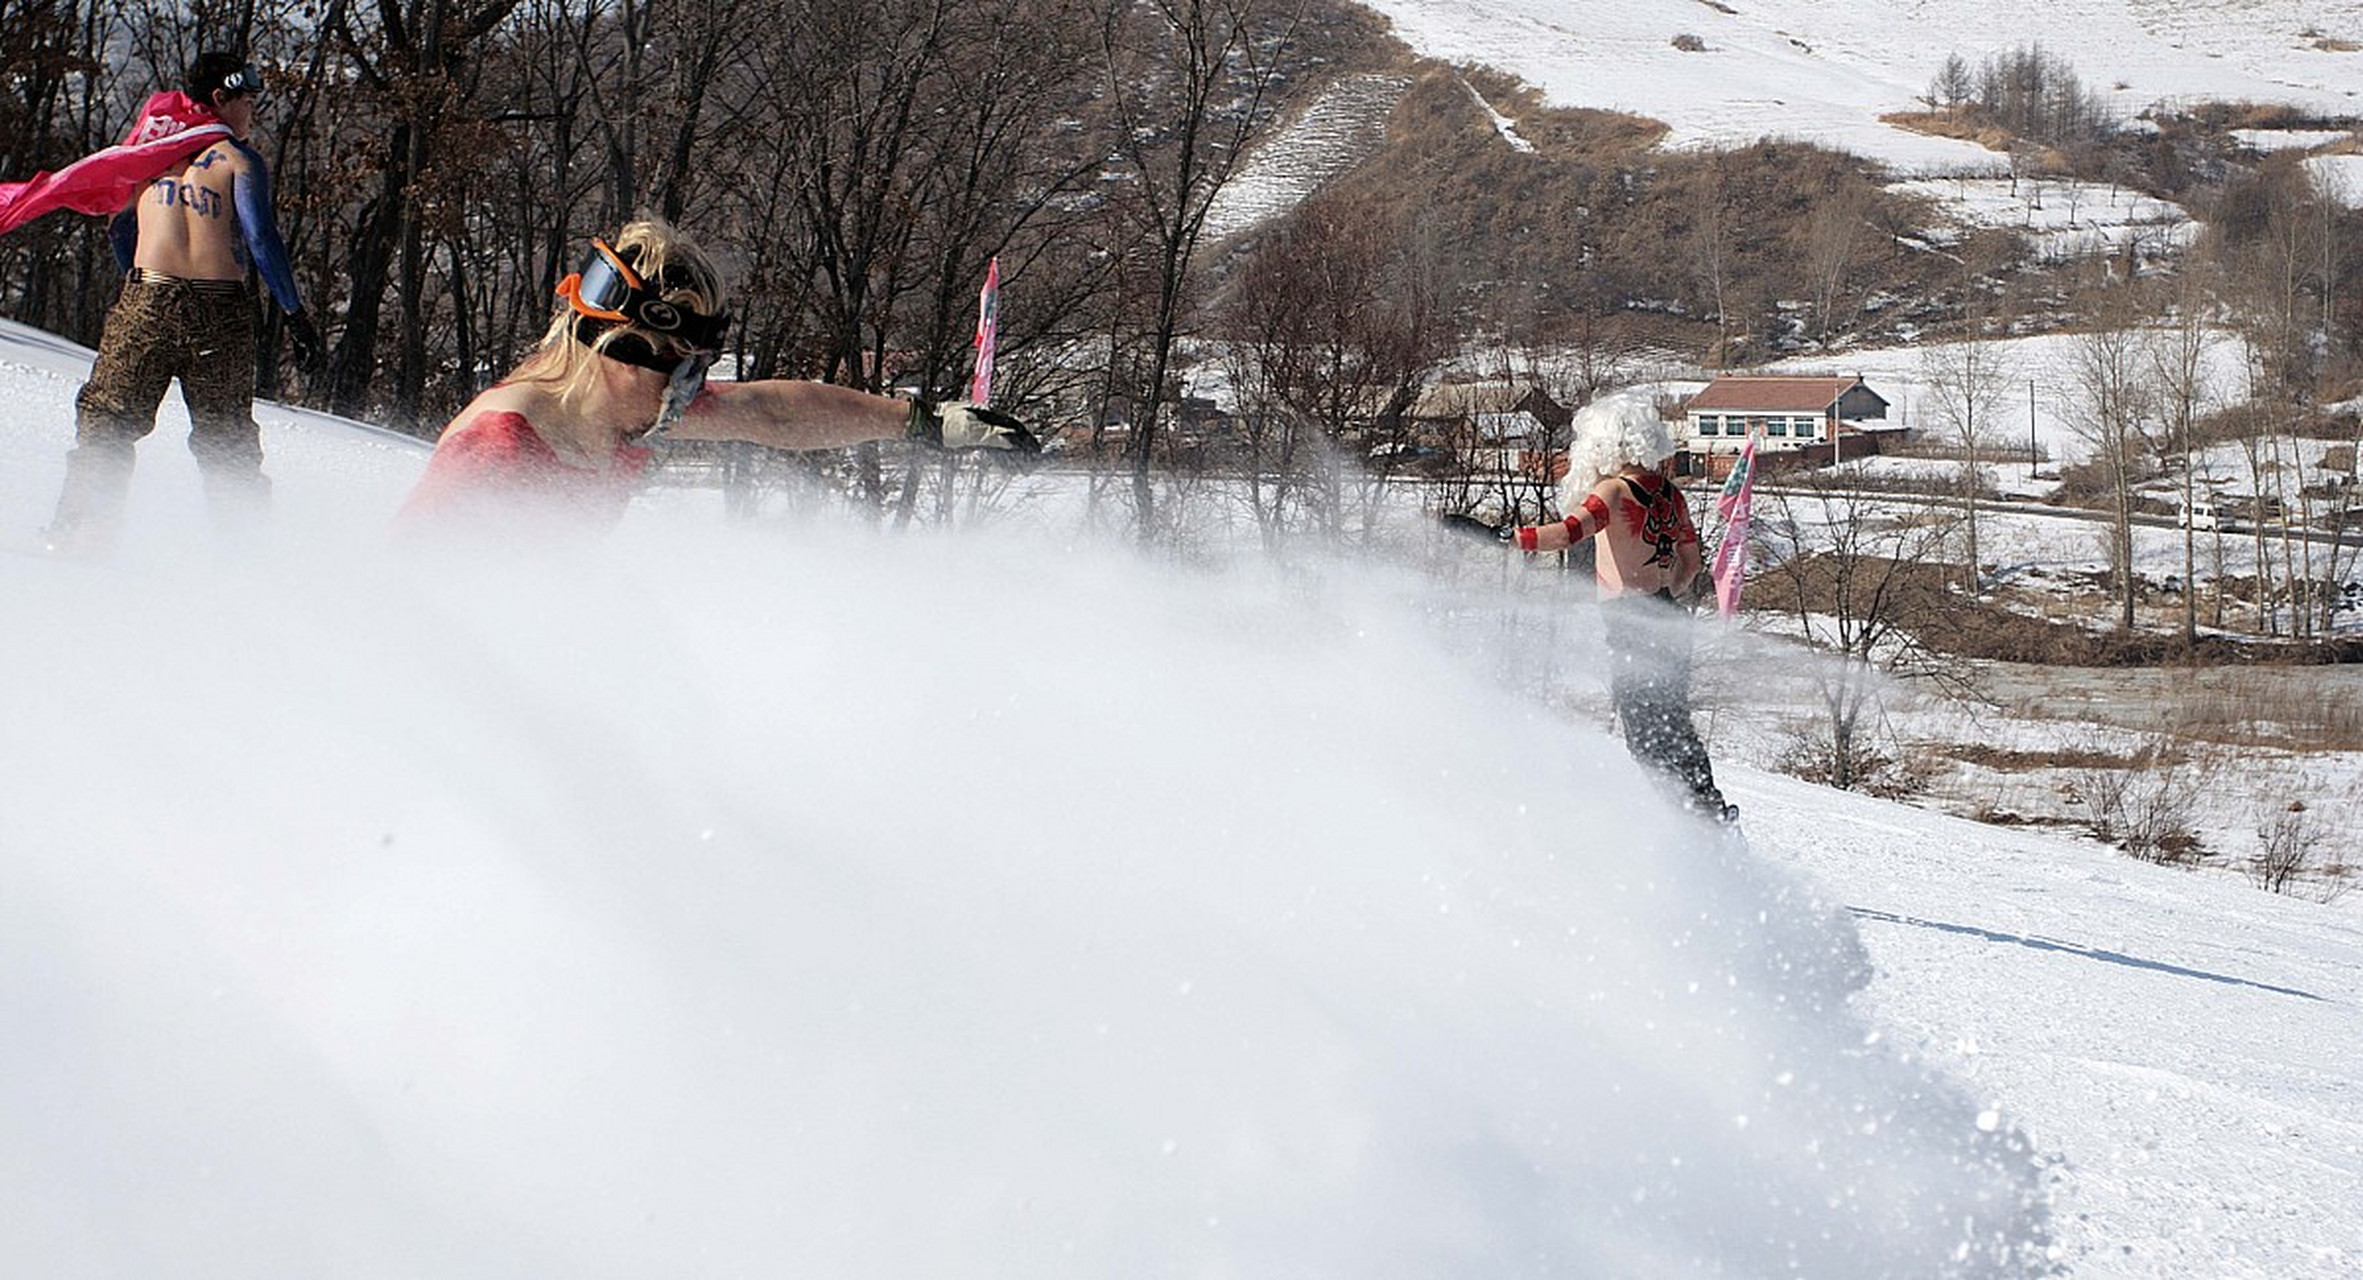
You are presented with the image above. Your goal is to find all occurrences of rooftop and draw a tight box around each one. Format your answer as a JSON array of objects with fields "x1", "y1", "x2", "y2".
[{"x1": 1685, "y1": 375, "x2": 1870, "y2": 414}]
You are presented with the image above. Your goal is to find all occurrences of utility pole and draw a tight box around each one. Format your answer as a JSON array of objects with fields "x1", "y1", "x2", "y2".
[{"x1": 2028, "y1": 377, "x2": 2038, "y2": 476}]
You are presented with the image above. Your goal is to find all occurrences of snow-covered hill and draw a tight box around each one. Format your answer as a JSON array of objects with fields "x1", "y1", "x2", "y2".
[
  {"x1": 3, "y1": 313, "x2": 2358, "y2": 1275},
  {"x1": 1355, "y1": 0, "x2": 2362, "y2": 174}
]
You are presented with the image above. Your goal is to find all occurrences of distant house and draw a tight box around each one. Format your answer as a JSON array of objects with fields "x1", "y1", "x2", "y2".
[
  {"x1": 1681, "y1": 375, "x2": 1893, "y2": 463},
  {"x1": 1404, "y1": 382, "x2": 1570, "y2": 477}
]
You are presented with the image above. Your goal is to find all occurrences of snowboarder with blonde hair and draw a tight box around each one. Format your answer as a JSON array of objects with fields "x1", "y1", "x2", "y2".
[{"x1": 399, "y1": 216, "x2": 1035, "y2": 528}]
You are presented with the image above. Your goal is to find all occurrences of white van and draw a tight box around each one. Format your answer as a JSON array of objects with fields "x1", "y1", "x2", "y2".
[{"x1": 2179, "y1": 501, "x2": 2221, "y2": 532}]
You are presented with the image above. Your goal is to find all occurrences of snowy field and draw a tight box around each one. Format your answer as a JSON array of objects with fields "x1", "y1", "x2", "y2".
[
  {"x1": 2307, "y1": 152, "x2": 2363, "y2": 206},
  {"x1": 5, "y1": 316, "x2": 2362, "y2": 1276},
  {"x1": 1885, "y1": 176, "x2": 2196, "y2": 266},
  {"x1": 2234, "y1": 127, "x2": 2357, "y2": 153},
  {"x1": 1353, "y1": 0, "x2": 2363, "y2": 176},
  {"x1": 1757, "y1": 330, "x2": 2257, "y2": 466}
]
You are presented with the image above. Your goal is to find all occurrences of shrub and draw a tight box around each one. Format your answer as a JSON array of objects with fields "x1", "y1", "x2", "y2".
[
  {"x1": 2074, "y1": 738, "x2": 2208, "y2": 864},
  {"x1": 2250, "y1": 801, "x2": 2323, "y2": 894}
]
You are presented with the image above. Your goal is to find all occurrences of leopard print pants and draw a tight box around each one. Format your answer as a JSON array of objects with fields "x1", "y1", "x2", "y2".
[{"x1": 50, "y1": 272, "x2": 267, "y2": 548}]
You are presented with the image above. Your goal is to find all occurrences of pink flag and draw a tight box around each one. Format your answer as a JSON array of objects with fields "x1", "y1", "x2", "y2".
[
  {"x1": 0, "y1": 93, "x2": 230, "y2": 237},
  {"x1": 968, "y1": 256, "x2": 999, "y2": 406},
  {"x1": 1710, "y1": 431, "x2": 1758, "y2": 619}
]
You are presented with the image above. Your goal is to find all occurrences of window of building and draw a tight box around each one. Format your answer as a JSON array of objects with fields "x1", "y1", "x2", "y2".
[
  {"x1": 1695, "y1": 417, "x2": 1717, "y2": 436},
  {"x1": 1767, "y1": 419, "x2": 1787, "y2": 437}
]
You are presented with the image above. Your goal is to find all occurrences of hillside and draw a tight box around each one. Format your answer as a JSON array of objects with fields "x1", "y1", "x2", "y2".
[
  {"x1": 1201, "y1": 0, "x2": 2360, "y2": 373},
  {"x1": 1353, "y1": 0, "x2": 2361, "y2": 172}
]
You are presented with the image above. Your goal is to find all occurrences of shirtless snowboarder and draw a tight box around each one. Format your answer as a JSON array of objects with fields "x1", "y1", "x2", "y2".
[
  {"x1": 43, "y1": 52, "x2": 321, "y2": 555},
  {"x1": 1503, "y1": 395, "x2": 1737, "y2": 824}
]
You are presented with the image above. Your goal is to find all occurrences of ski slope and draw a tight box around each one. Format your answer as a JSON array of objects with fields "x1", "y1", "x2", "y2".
[
  {"x1": 1355, "y1": 0, "x2": 2363, "y2": 174},
  {"x1": 1, "y1": 318, "x2": 2358, "y2": 1276}
]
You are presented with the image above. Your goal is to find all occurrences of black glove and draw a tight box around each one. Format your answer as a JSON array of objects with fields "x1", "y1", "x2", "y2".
[
  {"x1": 286, "y1": 312, "x2": 326, "y2": 374},
  {"x1": 906, "y1": 398, "x2": 1041, "y2": 454},
  {"x1": 1438, "y1": 512, "x2": 1514, "y2": 545}
]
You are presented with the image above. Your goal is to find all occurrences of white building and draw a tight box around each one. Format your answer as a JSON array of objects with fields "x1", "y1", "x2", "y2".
[{"x1": 1682, "y1": 374, "x2": 1892, "y2": 455}]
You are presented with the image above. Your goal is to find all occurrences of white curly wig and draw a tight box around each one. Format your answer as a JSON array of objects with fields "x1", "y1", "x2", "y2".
[{"x1": 1559, "y1": 393, "x2": 1676, "y2": 508}]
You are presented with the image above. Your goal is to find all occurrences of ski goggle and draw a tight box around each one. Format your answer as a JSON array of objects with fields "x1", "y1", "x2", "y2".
[
  {"x1": 216, "y1": 65, "x2": 263, "y2": 98},
  {"x1": 557, "y1": 238, "x2": 643, "y2": 325},
  {"x1": 557, "y1": 237, "x2": 727, "y2": 351}
]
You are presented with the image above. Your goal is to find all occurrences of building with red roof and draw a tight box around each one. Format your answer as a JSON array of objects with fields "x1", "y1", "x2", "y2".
[{"x1": 1681, "y1": 374, "x2": 1892, "y2": 459}]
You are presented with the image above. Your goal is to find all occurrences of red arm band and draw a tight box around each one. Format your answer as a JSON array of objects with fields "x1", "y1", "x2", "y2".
[
  {"x1": 1516, "y1": 525, "x2": 1539, "y2": 552},
  {"x1": 1575, "y1": 493, "x2": 1610, "y2": 538}
]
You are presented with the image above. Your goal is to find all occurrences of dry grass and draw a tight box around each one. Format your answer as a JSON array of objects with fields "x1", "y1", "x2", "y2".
[
  {"x1": 2164, "y1": 672, "x2": 2363, "y2": 752},
  {"x1": 1878, "y1": 110, "x2": 2020, "y2": 154},
  {"x1": 1941, "y1": 742, "x2": 2179, "y2": 771}
]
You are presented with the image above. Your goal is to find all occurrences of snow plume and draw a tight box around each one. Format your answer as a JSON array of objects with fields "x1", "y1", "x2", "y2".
[{"x1": 0, "y1": 498, "x2": 2054, "y2": 1276}]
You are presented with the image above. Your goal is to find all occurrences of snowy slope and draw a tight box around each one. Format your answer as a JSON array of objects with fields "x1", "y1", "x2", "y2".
[
  {"x1": 1753, "y1": 772, "x2": 2363, "y2": 1279},
  {"x1": 0, "y1": 317, "x2": 426, "y2": 549},
  {"x1": 3, "y1": 319, "x2": 2359, "y2": 1275},
  {"x1": 1355, "y1": 0, "x2": 2363, "y2": 174}
]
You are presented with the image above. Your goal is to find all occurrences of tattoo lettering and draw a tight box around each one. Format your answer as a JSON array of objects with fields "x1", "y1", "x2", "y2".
[{"x1": 151, "y1": 178, "x2": 226, "y2": 218}]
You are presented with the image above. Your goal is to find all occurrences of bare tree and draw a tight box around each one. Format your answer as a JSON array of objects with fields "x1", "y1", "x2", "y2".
[
  {"x1": 1919, "y1": 331, "x2": 2014, "y2": 592},
  {"x1": 1927, "y1": 53, "x2": 1971, "y2": 113},
  {"x1": 311, "y1": 0, "x2": 531, "y2": 426},
  {"x1": 2147, "y1": 273, "x2": 2224, "y2": 646},
  {"x1": 1219, "y1": 195, "x2": 1448, "y2": 543},
  {"x1": 1804, "y1": 185, "x2": 1864, "y2": 343},
  {"x1": 2222, "y1": 399, "x2": 2285, "y2": 634},
  {"x1": 2059, "y1": 316, "x2": 2154, "y2": 631},
  {"x1": 1098, "y1": 0, "x2": 1305, "y2": 541},
  {"x1": 1762, "y1": 471, "x2": 1972, "y2": 791},
  {"x1": 1693, "y1": 158, "x2": 1734, "y2": 366}
]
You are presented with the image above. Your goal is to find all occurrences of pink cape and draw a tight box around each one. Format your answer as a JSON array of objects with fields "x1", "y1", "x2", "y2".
[{"x1": 0, "y1": 91, "x2": 231, "y2": 237}]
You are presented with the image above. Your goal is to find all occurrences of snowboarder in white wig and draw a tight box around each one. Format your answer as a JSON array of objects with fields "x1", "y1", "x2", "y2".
[{"x1": 1506, "y1": 394, "x2": 1735, "y2": 823}]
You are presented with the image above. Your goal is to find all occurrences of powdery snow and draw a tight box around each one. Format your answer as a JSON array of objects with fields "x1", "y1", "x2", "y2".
[
  {"x1": 2, "y1": 317, "x2": 2359, "y2": 1275},
  {"x1": 1748, "y1": 774, "x2": 2363, "y2": 1280}
]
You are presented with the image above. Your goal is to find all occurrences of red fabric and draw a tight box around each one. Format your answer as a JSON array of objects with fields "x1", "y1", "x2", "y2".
[
  {"x1": 1580, "y1": 493, "x2": 1611, "y2": 529},
  {"x1": 0, "y1": 92, "x2": 231, "y2": 236},
  {"x1": 399, "y1": 409, "x2": 652, "y2": 527},
  {"x1": 1515, "y1": 525, "x2": 1539, "y2": 552}
]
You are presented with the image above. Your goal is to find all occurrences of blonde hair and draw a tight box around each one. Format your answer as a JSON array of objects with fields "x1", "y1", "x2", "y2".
[
  {"x1": 1559, "y1": 392, "x2": 1676, "y2": 508},
  {"x1": 507, "y1": 216, "x2": 728, "y2": 411}
]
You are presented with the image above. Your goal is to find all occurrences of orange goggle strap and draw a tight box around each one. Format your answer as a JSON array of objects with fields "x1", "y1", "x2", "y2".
[
  {"x1": 557, "y1": 237, "x2": 729, "y2": 352},
  {"x1": 555, "y1": 238, "x2": 643, "y2": 324}
]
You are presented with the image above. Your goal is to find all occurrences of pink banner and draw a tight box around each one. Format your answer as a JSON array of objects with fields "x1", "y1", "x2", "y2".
[
  {"x1": 968, "y1": 256, "x2": 999, "y2": 406},
  {"x1": 0, "y1": 92, "x2": 229, "y2": 237},
  {"x1": 1710, "y1": 432, "x2": 1758, "y2": 619}
]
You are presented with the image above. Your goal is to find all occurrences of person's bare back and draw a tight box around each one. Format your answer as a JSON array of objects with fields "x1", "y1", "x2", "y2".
[
  {"x1": 131, "y1": 140, "x2": 251, "y2": 282},
  {"x1": 1583, "y1": 470, "x2": 1703, "y2": 600}
]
